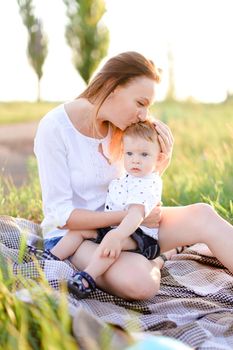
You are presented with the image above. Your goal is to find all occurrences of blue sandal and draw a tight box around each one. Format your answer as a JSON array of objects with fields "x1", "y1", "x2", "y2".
[{"x1": 67, "y1": 271, "x2": 96, "y2": 298}]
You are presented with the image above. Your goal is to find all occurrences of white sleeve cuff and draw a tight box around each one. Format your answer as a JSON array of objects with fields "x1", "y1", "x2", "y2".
[{"x1": 41, "y1": 205, "x2": 75, "y2": 236}]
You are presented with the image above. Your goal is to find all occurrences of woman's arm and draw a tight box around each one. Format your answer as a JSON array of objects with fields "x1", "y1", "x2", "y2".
[
  {"x1": 65, "y1": 204, "x2": 161, "y2": 231},
  {"x1": 64, "y1": 208, "x2": 127, "y2": 230}
]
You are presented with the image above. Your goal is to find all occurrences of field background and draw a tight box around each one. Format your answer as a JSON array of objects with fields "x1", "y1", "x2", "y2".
[
  {"x1": 0, "y1": 100, "x2": 232, "y2": 347},
  {"x1": 0, "y1": 100, "x2": 232, "y2": 224}
]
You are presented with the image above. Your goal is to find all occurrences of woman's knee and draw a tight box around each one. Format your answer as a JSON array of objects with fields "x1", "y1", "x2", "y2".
[
  {"x1": 119, "y1": 277, "x2": 159, "y2": 301},
  {"x1": 118, "y1": 260, "x2": 160, "y2": 300},
  {"x1": 189, "y1": 203, "x2": 215, "y2": 219},
  {"x1": 187, "y1": 203, "x2": 216, "y2": 239}
]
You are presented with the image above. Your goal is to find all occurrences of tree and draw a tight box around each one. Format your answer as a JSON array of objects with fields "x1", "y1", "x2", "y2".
[
  {"x1": 17, "y1": 0, "x2": 48, "y2": 101},
  {"x1": 63, "y1": 0, "x2": 109, "y2": 84}
]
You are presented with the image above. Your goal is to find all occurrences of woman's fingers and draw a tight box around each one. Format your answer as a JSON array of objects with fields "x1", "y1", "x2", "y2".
[
  {"x1": 152, "y1": 119, "x2": 174, "y2": 175},
  {"x1": 156, "y1": 126, "x2": 173, "y2": 149},
  {"x1": 154, "y1": 119, "x2": 174, "y2": 140},
  {"x1": 157, "y1": 135, "x2": 166, "y2": 153},
  {"x1": 154, "y1": 120, "x2": 174, "y2": 152}
]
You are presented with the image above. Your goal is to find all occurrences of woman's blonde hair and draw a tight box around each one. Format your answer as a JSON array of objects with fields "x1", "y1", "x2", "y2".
[
  {"x1": 78, "y1": 51, "x2": 162, "y2": 138},
  {"x1": 109, "y1": 119, "x2": 161, "y2": 163}
]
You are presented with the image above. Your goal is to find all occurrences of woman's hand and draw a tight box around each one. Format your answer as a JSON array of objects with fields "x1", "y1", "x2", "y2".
[
  {"x1": 154, "y1": 120, "x2": 174, "y2": 175},
  {"x1": 142, "y1": 203, "x2": 162, "y2": 228}
]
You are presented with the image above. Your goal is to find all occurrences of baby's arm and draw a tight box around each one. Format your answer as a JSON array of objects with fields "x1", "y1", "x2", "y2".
[
  {"x1": 99, "y1": 204, "x2": 145, "y2": 259},
  {"x1": 114, "y1": 204, "x2": 145, "y2": 238}
]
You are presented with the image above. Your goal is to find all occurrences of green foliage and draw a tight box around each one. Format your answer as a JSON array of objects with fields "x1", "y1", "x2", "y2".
[
  {"x1": 63, "y1": 0, "x2": 109, "y2": 83},
  {"x1": 0, "y1": 264, "x2": 77, "y2": 349},
  {"x1": 0, "y1": 101, "x2": 59, "y2": 124},
  {"x1": 151, "y1": 100, "x2": 233, "y2": 223},
  {"x1": 1, "y1": 100, "x2": 232, "y2": 224},
  {"x1": 16, "y1": 0, "x2": 48, "y2": 101},
  {"x1": 0, "y1": 158, "x2": 43, "y2": 223}
]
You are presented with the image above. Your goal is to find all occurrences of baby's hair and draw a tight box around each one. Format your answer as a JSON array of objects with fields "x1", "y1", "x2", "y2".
[
  {"x1": 109, "y1": 119, "x2": 161, "y2": 162},
  {"x1": 124, "y1": 120, "x2": 160, "y2": 146}
]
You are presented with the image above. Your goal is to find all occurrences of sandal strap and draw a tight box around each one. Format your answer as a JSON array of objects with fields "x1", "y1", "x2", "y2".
[
  {"x1": 159, "y1": 254, "x2": 168, "y2": 262},
  {"x1": 42, "y1": 249, "x2": 61, "y2": 261},
  {"x1": 176, "y1": 245, "x2": 190, "y2": 254},
  {"x1": 75, "y1": 271, "x2": 96, "y2": 290}
]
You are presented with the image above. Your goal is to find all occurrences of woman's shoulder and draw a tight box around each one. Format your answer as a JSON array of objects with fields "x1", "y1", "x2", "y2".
[
  {"x1": 35, "y1": 104, "x2": 68, "y2": 142},
  {"x1": 39, "y1": 104, "x2": 66, "y2": 128}
]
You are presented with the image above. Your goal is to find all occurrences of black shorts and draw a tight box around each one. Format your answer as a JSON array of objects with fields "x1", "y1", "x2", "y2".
[{"x1": 92, "y1": 227, "x2": 160, "y2": 260}]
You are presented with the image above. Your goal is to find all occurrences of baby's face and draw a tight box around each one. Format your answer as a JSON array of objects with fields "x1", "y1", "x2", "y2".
[{"x1": 123, "y1": 135, "x2": 160, "y2": 177}]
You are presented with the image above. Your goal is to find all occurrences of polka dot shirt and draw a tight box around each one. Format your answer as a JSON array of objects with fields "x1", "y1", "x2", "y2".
[{"x1": 105, "y1": 172, "x2": 162, "y2": 239}]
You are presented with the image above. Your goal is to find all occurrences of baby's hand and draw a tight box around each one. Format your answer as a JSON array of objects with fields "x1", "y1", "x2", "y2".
[{"x1": 99, "y1": 230, "x2": 123, "y2": 259}]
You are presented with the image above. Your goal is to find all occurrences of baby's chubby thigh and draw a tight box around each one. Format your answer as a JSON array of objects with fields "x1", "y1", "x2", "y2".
[{"x1": 71, "y1": 229, "x2": 98, "y2": 240}]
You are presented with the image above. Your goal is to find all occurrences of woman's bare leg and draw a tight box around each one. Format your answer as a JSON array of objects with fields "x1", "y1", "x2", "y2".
[
  {"x1": 69, "y1": 203, "x2": 233, "y2": 300},
  {"x1": 158, "y1": 203, "x2": 233, "y2": 272},
  {"x1": 70, "y1": 240, "x2": 161, "y2": 300},
  {"x1": 70, "y1": 239, "x2": 178, "y2": 300}
]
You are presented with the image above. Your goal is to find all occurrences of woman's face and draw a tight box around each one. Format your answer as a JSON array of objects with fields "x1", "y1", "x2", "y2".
[{"x1": 100, "y1": 76, "x2": 156, "y2": 130}]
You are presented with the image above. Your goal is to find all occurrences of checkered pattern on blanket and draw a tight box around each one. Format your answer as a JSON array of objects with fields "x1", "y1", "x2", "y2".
[{"x1": 1, "y1": 215, "x2": 233, "y2": 350}]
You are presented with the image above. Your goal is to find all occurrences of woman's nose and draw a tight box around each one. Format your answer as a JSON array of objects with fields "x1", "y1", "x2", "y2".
[{"x1": 138, "y1": 108, "x2": 148, "y2": 121}]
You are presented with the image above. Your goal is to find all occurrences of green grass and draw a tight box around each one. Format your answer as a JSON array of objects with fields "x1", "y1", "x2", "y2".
[
  {"x1": 0, "y1": 159, "x2": 43, "y2": 223},
  {"x1": 0, "y1": 264, "x2": 78, "y2": 349},
  {"x1": 2, "y1": 100, "x2": 231, "y2": 222},
  {"x1": 152, "y1": 100, "x2": 233, "y2": 224},
  {"x1": 0, "y1": 102, "x2": 59, "y2": 124},
  {"x1": 0, "y1": 100, "x2": 232, "y2": 348}
]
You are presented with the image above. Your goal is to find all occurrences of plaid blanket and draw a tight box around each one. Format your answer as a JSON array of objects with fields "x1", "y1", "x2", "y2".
[{"x1": 1, "y1": 215, "x2": 233, "y2": 350}]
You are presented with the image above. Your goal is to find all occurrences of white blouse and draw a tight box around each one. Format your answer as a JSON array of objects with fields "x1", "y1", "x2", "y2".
[{"x1": 34, "y1": 104, "x2": 122, "y2": 238}]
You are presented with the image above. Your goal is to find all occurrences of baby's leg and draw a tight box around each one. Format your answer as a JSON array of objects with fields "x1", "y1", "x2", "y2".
[
  {"x1": 84, "y1": 237, "x2": 137, "y2": 280},
  {"x1": 51, "y1": 229, "x2": 97, "y2": 260}
]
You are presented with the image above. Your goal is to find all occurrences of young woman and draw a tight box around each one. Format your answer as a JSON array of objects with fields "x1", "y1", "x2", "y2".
[{"x1": 34, "y1": 51, "x2": 233, "y2": 300}]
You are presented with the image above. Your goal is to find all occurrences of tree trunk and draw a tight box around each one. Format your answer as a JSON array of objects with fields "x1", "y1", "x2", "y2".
[{"x1": 37, "y1": 76, "x2": 41, "y2": 102}]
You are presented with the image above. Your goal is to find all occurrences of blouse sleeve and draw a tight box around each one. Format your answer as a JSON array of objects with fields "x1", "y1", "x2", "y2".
[{"x1": 34, "y1": 117, "x2": 75, "y2": 234}]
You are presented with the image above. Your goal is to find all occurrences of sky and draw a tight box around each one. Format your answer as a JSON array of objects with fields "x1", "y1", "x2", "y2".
[{"x1": 0, "y1": 0, "x2": 233, "y2": 103}]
